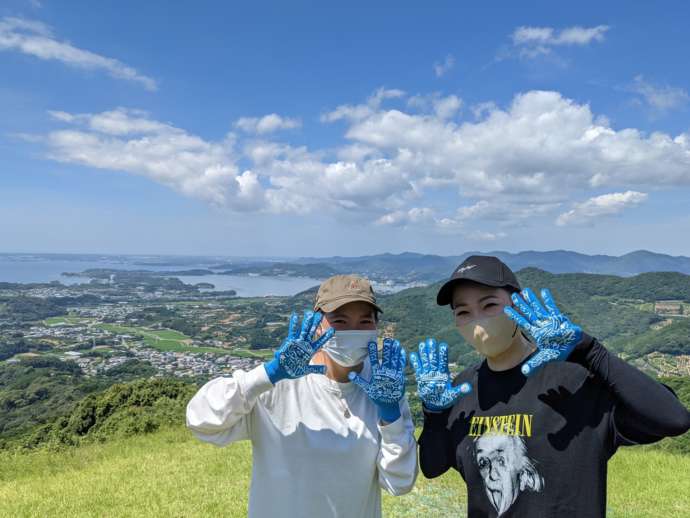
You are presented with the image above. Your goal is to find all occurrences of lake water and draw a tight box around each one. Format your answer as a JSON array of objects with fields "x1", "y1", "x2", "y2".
[
  {"x1": 0, "y1": 255, "x2": 322, "y2": 297},
  {"x1": 174, "y1": 274, "x2": 320, "y2": 297}
]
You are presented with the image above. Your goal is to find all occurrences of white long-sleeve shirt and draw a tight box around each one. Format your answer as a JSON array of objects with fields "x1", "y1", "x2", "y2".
[{"x1": 186, "y1": 360, "x2": 418, "y2": 518}]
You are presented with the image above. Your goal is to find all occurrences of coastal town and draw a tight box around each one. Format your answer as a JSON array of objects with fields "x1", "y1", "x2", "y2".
[
  {"x1": 2, "y1": 262, "x2": 690, "y2": 381},
  {"x1": 0, "y1": 273, "x2": 299, "y2": 381}
]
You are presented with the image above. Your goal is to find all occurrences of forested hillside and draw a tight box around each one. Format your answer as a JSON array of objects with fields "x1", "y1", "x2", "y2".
[
  {"x1": 377, "y1": 268, "x2": 690, "y2": 367},
  {"x1": 2, "y1": 267, "x2": 689, "y2": 453}
]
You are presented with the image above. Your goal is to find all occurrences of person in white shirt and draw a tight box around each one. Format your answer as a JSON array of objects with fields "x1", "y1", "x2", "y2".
[{"x1": 186, "y1": 274, "x2": 418, "y2": 518}]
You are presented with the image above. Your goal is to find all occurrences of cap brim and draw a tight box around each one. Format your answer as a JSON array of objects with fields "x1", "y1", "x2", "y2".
[
  {"x1": 316, "y1": 297, "x2": 383, "y2": 314},
  {"x1": 436, "y1": 277, "x2": 515, "y2": 306},
  {"x1": 436, "y1": 279, "x2": 460, "y2": 306}
]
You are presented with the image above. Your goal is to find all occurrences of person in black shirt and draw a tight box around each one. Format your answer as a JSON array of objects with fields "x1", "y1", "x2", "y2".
[{"x1": 410, "y1": 255, "x2": 690, "y2": 517}]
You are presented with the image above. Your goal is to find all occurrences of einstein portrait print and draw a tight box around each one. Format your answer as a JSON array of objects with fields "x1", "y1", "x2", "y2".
[{"x1": 469, "y1": 414, "x2": 544, "y2": 517}]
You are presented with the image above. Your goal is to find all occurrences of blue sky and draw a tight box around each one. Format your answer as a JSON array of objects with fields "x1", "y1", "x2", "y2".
[{"x1": 1, "y1": 0, "x2": 689, "y2": 257}]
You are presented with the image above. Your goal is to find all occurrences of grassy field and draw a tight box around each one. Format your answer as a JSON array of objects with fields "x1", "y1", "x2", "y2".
[
  {"x1": 35, "y1": 318, "x2": 274, "y2": 360},
  {"x1": 44, "y1": 315, "x2": 91, "y2": 326},
  {"x1": 95, "y1": 324, "x2": 230, "y2": 355},
  {"x1": 230, "y1": 347, "x2": 274, "y2": 360},
  {"x1": 0, "y1": 426, "x2": 688, "y2": 517},
  {"x1": 95, "y1": 324, "x2": 274, "y2": 359}
]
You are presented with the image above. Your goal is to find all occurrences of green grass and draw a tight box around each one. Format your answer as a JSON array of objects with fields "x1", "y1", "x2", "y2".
[
  {"x1": 44, "y1": 315, "x2": 90, "y2": 326},
  {"x1": 96, "y1": 324, "x2": 229, "y2": 355},
  {"x1": 97, "y1": 324, "x2": 188, "y2": 341},
  {"x1": 96, "y1": 323, "x2": 271, "y2": 357},
  {"x1": 607, "y1": 447, "x2": 690, "y2": 517},
  {"x1": 231, "y1": 348, "x2": 274, "y2": 360},
  {"x1": 0, "y1": 426, "x2": 688, "y2": 518}
]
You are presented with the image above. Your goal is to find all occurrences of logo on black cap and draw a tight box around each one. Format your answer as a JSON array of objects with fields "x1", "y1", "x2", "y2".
[{"x1": 455, "y1": 264, "x2": 477, "y2": 275}]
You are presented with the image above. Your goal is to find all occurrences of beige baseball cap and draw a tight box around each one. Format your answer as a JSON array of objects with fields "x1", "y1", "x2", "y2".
[{"x1": 313, "y1": 274, "x2": 383, "y2": 314}]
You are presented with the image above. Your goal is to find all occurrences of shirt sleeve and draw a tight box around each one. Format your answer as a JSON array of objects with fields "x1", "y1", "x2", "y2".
[
  {"x1": 569, "y1": 334, "x2": 690, "y2": 449},
  {"x1": 376, "y1": 396, "x2": 419, "y2": 496},
  {"x1": 418, "y1": 406, "x2": 456, "y2": 479},
  {"x1": 185, "y1": 364, "x2": 273, "y2": 446}
]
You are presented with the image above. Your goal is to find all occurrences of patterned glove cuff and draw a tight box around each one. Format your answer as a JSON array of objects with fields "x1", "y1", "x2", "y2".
[
  {"x1": 378, "y1": 402, "x2": 401, "y2": 424},
  {"x1": 263, "y1": 359, "x2": 284, "y2": 385}
]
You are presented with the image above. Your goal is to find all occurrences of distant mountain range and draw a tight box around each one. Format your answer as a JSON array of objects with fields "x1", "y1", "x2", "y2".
[
  {"x1": 6, "y1": 250, "x2": 690, "y2": 284},
  {"x1": 290, "y1": 250, "x2": 690, "y2": 282}
]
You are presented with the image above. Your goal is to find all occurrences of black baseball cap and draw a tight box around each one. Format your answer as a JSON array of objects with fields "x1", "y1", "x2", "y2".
[{"x1": 436, "y1": 255, "x2": 521, "y2": 307}]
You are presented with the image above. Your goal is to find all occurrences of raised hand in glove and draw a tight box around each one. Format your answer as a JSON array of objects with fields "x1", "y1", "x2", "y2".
[
  {"x1": 349, "y1": 338, "x2": 406, "y2": 423},
  {"x1": 504, "y1": 287, "x2": 583, "y2": 377},
  {"x1": 410, "y1": 337, "x2": 471, "y2": 411},
  {"x1": 264, "y1": 310, "x2": 334, "y2": 384}
]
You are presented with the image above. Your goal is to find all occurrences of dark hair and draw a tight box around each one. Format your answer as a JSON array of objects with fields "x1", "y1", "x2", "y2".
[{"x1": 449, "y1": 281, "x2": 519, "y2": 310}]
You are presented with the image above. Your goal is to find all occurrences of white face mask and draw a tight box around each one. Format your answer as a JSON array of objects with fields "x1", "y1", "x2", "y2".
[{"x1": 323, "y1": 329, "x2": 377, "y2": 367}]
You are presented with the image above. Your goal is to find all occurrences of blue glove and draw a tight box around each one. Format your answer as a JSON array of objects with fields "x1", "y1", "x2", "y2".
[
  {"x1": 264, "y1": 310, "x2": 334, "y2": 384},
  {"x1": 349, "y1": 338, "x2": 406, "y2": 423},
  {"x1": 410, "y1": 337, "x2": 472, "y2": 411},
  {"x1": 504, "y1": 287, "x2": 583, "y2": 377}
]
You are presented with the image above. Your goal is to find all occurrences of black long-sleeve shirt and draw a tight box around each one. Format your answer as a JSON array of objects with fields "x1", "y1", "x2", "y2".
[{"x1": 418, "y1": 334, "x2": 690, "y2": 517}]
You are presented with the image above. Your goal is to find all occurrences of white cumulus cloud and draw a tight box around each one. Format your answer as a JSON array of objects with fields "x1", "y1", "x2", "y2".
[
  {"x1": 41, "y1": 108, "x2": 260, "y2": 208},
  {"x1": 235, "y1": 113, "x2": 301, "y2": 134},
  {"x1": 342, "y1": 89, "x2": 690, "y2": 195},
  {"x1": 408, "y1": 93, "x2": 462, "y2": 120},
  {"x1": 628, "y1": 75, "x2": 689, "y2": 113},
  {"x1": 29, "y1": 88, "x2": 690, "y2": 241},
  {"x1": 556, "y1": 191, "x2": 648, "y2": 226},
  {"x1": 0, "y1": 17, "x2": 157, "y2": 91},
  {"x1": 510, "y1": 24, "x2": 609, "y2": 59},
  {"x1": 376, "y1": 207, "x2": 435, "y2": 226},
  {"x1": 321, "y1": 88, "x2": 405, "y2": 123}
]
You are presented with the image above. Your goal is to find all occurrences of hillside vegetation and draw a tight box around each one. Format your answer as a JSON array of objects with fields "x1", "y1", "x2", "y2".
[
  {"x1": 0, "y1": 358, "x2": 107, "y2": 445},
  {"x1": 378, "y1": 268, "x2": 690, "y2": 367},
  {"x1": 3, "y1": 372, "x2": 688, "y2": 456},
  {"x1": 17, "y1": 378, "x2": 196, "y2": 450}
]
